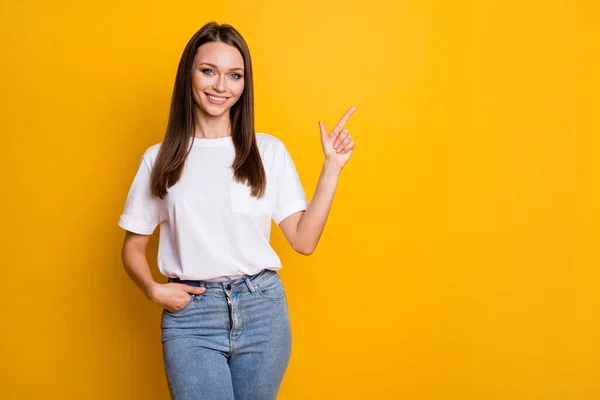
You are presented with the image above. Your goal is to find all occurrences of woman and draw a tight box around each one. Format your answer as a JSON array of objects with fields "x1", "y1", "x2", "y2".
[{"x1": 118, "y1": 22, "x2": 356, "y2": 400}]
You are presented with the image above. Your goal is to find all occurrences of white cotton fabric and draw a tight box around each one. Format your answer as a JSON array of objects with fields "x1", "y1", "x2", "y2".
[{"x1": 117, "y1": 133, "x2": 308, "y2": 281}]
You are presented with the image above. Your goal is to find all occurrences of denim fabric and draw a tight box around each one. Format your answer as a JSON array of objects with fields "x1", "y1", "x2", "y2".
[{"x1": 161, "y1": 269, "x2": 292, "y2": 400}]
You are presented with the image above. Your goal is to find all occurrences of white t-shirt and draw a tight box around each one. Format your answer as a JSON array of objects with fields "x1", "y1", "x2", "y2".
[{"x1": 117, "y1": 133, "x2": 309, "y2": 281}]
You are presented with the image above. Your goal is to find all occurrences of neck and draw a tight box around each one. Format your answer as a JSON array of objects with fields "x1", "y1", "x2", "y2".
[{"x1": 194, "y1": 109, "x2": 232, "y2": 139}]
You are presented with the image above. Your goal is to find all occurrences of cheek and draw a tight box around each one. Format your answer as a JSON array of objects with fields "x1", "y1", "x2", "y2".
[
  {"x1": 231, "y1": 80, "x2": 245, "y2": 98},
  {"x1": 193, "y1": 76, "x2": 210, "y2": 91}
]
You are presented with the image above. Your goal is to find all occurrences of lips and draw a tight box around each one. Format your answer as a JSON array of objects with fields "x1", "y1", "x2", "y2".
[{"x1": 205, "y1": 93, "x2": 229, "y2": 105}]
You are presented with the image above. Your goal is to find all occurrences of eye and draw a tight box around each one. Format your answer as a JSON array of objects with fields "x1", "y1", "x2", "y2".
[
  {"x1": 231, "y1": 73, "x2": 242, "y2": 80},
  {"x1": 202, "y1": 69, "x2": 214, "y2": 75}
]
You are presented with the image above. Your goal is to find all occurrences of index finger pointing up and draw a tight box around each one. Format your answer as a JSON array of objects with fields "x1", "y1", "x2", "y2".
[{"x1": 334, "y1": 106, "x2": 356, "y2": 131}]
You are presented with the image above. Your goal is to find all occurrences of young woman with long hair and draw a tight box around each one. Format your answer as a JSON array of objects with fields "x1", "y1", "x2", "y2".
[{"x1": 118, "y1": 22, "x2": 356, "y2": 400}]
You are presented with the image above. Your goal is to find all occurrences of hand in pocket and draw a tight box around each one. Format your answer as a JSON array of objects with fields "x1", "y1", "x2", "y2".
[{"x1": 149, "y1": 282, "x2": 206, "y2": 312}]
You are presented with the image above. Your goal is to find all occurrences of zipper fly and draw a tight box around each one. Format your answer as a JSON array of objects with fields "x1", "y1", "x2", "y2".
[{"x1": 226, "y1": 296, "x2": 233, "y2": 328}]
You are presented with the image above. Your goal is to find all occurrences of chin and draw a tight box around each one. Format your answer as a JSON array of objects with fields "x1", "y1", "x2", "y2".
[
  {"x1": 204, "y1": 99, "x2": 240, "y2": 117},
  {"x1": 200, "y1": 104, "x2": 231, "y2": 117}
]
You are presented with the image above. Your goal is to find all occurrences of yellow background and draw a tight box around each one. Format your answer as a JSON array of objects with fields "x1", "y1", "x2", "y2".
[{"x1": 1, "y1": 0, "x2": 599, "y2": 399}]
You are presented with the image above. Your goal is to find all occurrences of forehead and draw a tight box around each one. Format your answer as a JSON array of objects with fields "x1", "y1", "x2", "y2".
[{"x1": 194, "y1": 42, "x2": 244, "y2": 69}]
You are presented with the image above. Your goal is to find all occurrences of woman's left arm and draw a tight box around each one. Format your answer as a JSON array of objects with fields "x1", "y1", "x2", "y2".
[{"x1": 279, "y1": 106, "x2": 356, "y2": 255}]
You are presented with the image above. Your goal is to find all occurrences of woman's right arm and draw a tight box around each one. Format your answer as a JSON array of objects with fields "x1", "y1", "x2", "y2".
[
  {"x1": 120, "y1": 231, "x2": 206, "y2": 310},
  {"x1": 121, "y1": 231, "x2": 158, "y2": 300}
]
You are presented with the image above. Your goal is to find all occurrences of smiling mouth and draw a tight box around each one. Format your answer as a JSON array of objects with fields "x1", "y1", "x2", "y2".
[{"x1": 205, "y1": 93, "x2": 229, "y2": 103}]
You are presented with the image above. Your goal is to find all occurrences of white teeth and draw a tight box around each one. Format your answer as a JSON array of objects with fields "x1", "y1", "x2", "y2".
[{"x1": 208, "y1": 94, "x2": 227, "y2": 101}]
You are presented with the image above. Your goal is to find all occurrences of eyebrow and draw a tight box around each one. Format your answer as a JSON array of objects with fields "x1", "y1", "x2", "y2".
[{"x1": 199, "y1": 62, "x2": 244, "y2": 72}]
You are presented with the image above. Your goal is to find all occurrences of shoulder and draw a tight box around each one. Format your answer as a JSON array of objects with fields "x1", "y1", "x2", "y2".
[
  {"x1": 256, "y1": 132, "x2": 284, "y2": 148},
  {"x1": 256, "y1": 133, "x2": 296, "y2": 173},
  {"x1": 255, "y1": 132, "x2": 288, "y2": 158},
  {"x1": 144, "y1": 142, "x2": 162, "y2": 156},
  {"x1": 256, "y1": 132, "x2": 293, "y2": 154},
  {"x1": 140, "y1": 142, "x2": 162, "y2": 167}
]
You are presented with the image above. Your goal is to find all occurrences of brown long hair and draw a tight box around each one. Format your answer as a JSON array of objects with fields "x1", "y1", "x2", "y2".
[{"x1": 150, "y1": 22, "x2": 266, "y2": 199}]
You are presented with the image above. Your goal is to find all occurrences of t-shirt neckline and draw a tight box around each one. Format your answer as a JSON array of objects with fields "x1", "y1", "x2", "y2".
[{"x1": 190, "y1": 135, "x2": 233, "y2": 147}]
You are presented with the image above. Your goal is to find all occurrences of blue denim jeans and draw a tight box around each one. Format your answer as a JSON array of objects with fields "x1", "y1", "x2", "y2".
[{"x1": 161, "y1": 269, "x2": 292, "y2": 400}]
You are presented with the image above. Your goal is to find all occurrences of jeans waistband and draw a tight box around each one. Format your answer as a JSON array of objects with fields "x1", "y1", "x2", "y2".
[{"x1": 167, "y1": 268, "x2": 276, "y2": 294}]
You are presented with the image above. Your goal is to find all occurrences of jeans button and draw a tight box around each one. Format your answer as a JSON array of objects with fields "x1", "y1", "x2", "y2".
[{"x1": 226, "y1": 283, "x2": 232, "y2": 290}]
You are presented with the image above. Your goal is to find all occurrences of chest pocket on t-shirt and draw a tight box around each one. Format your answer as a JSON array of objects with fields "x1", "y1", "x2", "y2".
[{"x1": 228, "y1": 172, "x2": 274, "y2": 216}]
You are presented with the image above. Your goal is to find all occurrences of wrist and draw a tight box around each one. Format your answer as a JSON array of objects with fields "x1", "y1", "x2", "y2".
[
  {"x1": 144, "y1": 280, "x2": 159, "y2": 301},
  {"x1": 323, "y1": 158, "x2": 342, "y2": 174}
]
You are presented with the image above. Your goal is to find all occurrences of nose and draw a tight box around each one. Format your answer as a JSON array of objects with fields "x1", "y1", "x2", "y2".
[{"x1": 213, "y1": 74, "x2": 227, "y2": 93}]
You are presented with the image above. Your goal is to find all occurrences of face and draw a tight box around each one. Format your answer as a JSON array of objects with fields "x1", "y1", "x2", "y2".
[{"x1": 191, "y1": 41, "x2": 245, "y2": 118}]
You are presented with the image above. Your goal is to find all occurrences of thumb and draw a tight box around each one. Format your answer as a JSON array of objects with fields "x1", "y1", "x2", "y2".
[
  {"x1": 318, "y1": 121, "x2": 328, "y2": 140},
  {"x1": 183, "y1": 285, "x2": 206, "y2": 294}
]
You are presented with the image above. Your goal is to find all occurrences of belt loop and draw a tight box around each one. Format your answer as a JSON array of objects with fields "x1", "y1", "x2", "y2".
[{"x1": 244, "y1": 275, "x2": 256, "y2": 293}]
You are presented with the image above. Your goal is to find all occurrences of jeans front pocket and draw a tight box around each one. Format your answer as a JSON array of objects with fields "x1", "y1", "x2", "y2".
[
  {"x1": 165, "y1": 294, "x2": 195, "y2": 314},
  {"x1": 256, "y1": 273, "x2": 286, "y2": 301}
]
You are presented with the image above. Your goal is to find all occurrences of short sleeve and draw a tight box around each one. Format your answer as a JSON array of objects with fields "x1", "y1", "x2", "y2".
[
  {"x1": 117, "y1": 154, "x2": 162, "y2": 235},
  {"x1": 272, "y1": 143, "x2": 309, "y2": 225}
]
